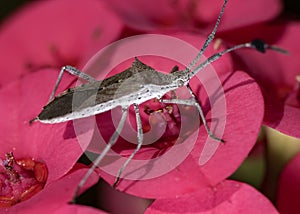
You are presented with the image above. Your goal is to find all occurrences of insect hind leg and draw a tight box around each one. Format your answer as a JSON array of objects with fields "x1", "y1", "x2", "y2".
[
  {"x1": 162, "y1": 84, "x2": 224, "y2": 143},
  {"x1": 70, "y1": 107, "x2": 128, "y2": 203},
  {"x1": 49, "y1": 65, "x2": 97, "y2": 102},
  {"x1": 113, "y1": 103, "x2": 144, "y2": 188}
]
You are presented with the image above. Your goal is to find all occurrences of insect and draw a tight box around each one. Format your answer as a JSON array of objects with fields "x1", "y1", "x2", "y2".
[{"x1": 30, "y1": 0, "x2": 287, "y2": 201}]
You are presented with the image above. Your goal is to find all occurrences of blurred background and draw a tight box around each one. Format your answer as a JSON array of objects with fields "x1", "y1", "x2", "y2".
[{"x1": 0, "y1": 0, "x2": 300, "y2": 23}]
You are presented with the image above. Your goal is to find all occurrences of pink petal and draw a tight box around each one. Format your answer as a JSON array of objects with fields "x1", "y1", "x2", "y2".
[
  {"x1": 96, "y1": 67, "x2": 263, "y2": 198},
  {"x1": 219, "y1": 0, "x2": 282, "y2": 32},
  {"x1": 0, "y1": 68, "x2": 84, "y2": 183},
  {"x1": 105, "y1": 0, "x2": 281, "y2": 32},
  {"x1": 226, "y1": 21, "x2": 300, "y2": 96},
  {"x1": 145, "y1": 180, "x2": 278, "y2": 214},
  {"x1": 105, "y1": 0, "x2": 220, "y2": 31},
  {"x1": 0, "y1": 0, "x2": 123, "y2": 87},
  {"x1": 226, "y1": 21, "x2": 300, "y2": 138},
  {"x1": 277, "y1": 152, "x2": 300, "y2": 214},
  {"x1": 3, "y1": 166, "x2": 103, "y2": 213}
]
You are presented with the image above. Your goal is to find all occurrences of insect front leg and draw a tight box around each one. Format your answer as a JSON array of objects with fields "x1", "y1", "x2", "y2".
[
  {"x1": 113, "y1": 103, "x2": 144, "y2": 188},
  {"x1": 185, "y1": 84, "x2": 224, "y2": 142},
  {"x1": 71, "y1": 107, "x2": 129, "y2": 203},
  {"x1": 162, "y1": 84, "x2": 224, "y2": 143},
  {"x1": 49, "y1": 65, "x2": 97, "y2": 102}
]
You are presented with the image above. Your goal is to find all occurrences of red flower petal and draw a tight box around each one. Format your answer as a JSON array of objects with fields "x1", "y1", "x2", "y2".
[
  {"x1": 93, "y1": 54, "x2": 263, "y2": 198},
  {"x1": 226, "y1": 21, "x2": 300, "y2": 138},
  {"x1": 145, "y1": 180, "x2": 278, "y2": 214},
  {"x1": 3, "y1": 166, "x2": 102, "y2": 213},
  {"x1": 105, "y1": 0, "x2": 220, "y2": 31},
  {"x1": 0, "y1": 0, "x2": 123, "y2": 87},
  {"x1": 277, "y1": 152, "x2": 300, "y2": 214},
  {"x1": 219, "y1": 0, "x2": 282, "y2": 32},
  {"x1": 105, "y1": 0, "x2": 281, "y2": 32},
  {"x1": 226, "y1": 21, "x2": 300, "y2": 96},
  {"x1": 0, "y1": 69, "x2": 84, "y2": 183}
]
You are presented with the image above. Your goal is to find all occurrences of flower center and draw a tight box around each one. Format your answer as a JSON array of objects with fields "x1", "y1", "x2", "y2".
[
  {"x1": 142, "y1": 96, "x2": 198, "y2": 151},
  {"x1": 0, "y1": 152, "x2": 48, "y2": 207}
]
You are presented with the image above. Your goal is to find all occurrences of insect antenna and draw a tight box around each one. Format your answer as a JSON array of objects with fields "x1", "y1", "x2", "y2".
[
  {"x1": 188, "y1": 39, "x2": 288, "y2": 80},
  {"x1": 184, "y1": 0, "x2": 287, "y2": 81},
  {"x1": 186, "y1": 0, "x2": 228, "y2": 72}
]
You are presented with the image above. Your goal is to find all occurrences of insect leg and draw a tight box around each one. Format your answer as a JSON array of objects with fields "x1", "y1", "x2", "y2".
[
  {"x1": 185, "y1": 84, "x2": 224, "y2": 142},
  {"x1": 162, "y1": 85, "x2": 224, "y2": 142},
  {"x1": 49, "y1": 65, "x2": 97, "y2": 102},
  {"x1": 71, "y1": 107, "x2": 128, "y2": 203},
  {"x1": 113, "y1": 103, "x2": 144, "y2": 188}
]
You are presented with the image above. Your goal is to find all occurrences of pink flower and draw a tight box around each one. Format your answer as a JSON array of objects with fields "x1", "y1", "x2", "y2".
[
  {"x1": 0, "y1": 68, "x2": 83, "y2": 183},
  {"x1": 94, "y1": 33, "x2": 265, "y2": 198},
  {"x1": 0, "y1": 0, "x2": 123, "y2": 87},
  {"x1": 0, "y1": 69, "x2": 74, "y2": 205},
  {"x1": 225, "y1": 21, "x2": 300, "y2": 138},
  {"x1": 0, "y1": 69, "x2": 102, "y2": 212}
]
